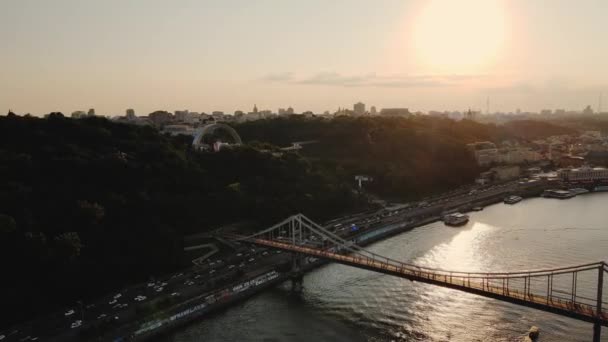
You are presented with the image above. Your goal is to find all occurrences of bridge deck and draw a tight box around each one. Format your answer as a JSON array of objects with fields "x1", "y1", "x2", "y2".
[{"x1": 252, "y1": 238, "x2": 608, "y2": 327}]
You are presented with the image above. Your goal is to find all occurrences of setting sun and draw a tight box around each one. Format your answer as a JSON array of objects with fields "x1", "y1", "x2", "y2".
[{"x1": 413, "y1": 0, "x2": 507, "y2": 72}]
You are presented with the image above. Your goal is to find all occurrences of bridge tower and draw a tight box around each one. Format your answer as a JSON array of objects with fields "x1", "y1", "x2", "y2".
[{"x1": 289, "y1": 216, "x2": 305, "y2": 291}]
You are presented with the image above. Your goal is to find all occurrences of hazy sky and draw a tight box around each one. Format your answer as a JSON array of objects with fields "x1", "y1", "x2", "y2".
[{"x1": 1, "y1": 0, "x2": 607, "y2": 116}]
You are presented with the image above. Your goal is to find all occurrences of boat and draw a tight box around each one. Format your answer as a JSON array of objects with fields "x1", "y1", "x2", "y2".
[
  {"x1": 569, "y1": 188, "x2": 589, "y2": 195},
  {"x1": 504, "y1": 195, "x2": 523, "y2": 204},
  {"x1": 443, "y1": 212, "x2": 469, "y2": 226},
  {"x1": 542, "y1": 189, "x2": 576, "y2": 199},
  {"x1": 593, "y1": 185, "x2": 608, "y2": 192}
]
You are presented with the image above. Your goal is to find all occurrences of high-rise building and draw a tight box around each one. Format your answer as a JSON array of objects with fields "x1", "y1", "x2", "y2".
[
  {"x1": 370, "y1": 106, "x2": 377, "y2": 115},
  {"x1": 87, "y1": 108, "x2": 95, "y2": 117},
  {"x1": 253, "y1": 104, "x2": 258, "y2": 114},
  {"x1": 287, "y1": 107, "x2": 294, "y2": 115},
  {"x1": 126, "y1": 108, "x2": 136, "y2": 120},
  {"x1": 353, "y1": 102, "x2": 365, "y2": 115}
]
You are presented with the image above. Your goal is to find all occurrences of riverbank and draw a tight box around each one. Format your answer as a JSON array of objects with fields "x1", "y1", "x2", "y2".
[{"x1": 54, "y1": 180, "x2": 554, "y2": 341}]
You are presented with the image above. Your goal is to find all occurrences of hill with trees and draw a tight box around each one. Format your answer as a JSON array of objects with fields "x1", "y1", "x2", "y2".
[{"x1": 0, "y1": 113, "x2": 362, "y2": 328}]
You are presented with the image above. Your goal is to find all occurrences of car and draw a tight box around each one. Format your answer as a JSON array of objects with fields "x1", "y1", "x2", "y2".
[
  {"x1": 236, "y1": 253, "x2": 242, "y2": 257},
  {"x1": 239, "y1": 263, "x2": 245, "y2": 268},
  {"x1": 156, "y1": 287, "x2": 164, "y2": 292},
  {"x1": 112, "y1": 304, "x2": 121, "y2": 309},
  {"x1": 31, "y1": 337, "x2": 38, "y2": 341},
  {"x1": 262, "y1": 251, "x2": 268, "y2": 256},
  {"x1": 113, "y1": 293, "x2": 122, "y2": 299},
  {"x1": 97, "y1": 314, "x2": 107, "y2": 319},
  {"x1": 64, "y1": 309, "x2": 75, "y2": 316},
  {"x1": 109, "y1": 299, "x2": 117, "y2": 305},
  {"x1": 248, "y1": 258, "x2": 255, "y2": 262},
  {"x1": 170, "y1": 292, "x2": 180, "y2": 297},
  {"x1": 209, "y1": 269, "x2": 216, "y2": 274},
  {"x1": 0, "y1": 335, "x2": 5, "y2": 341},
  {"x1": 147, "y1": 282, "x2": 155, "y2": 287},
  {"x1": 228, "y1": 264, "x2": 235, "y2": 269},
  {"x1": 70, "y1": 320, "x2": 82, "y2": 329}
]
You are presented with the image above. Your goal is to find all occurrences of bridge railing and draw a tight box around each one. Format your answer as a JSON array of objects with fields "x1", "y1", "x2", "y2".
[{"x1": 234, "y1": 214, "x2": 608, "y2": 319}]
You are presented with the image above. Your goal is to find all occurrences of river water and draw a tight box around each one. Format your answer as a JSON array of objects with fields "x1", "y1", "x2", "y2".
[{"x1": 159, "y1": 193, "x2": 608, "y2": 342}]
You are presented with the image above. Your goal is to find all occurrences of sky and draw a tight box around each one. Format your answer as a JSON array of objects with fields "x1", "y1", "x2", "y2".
[{"x1": 1, "y1": 0, "x2": 607, "y2": 116}]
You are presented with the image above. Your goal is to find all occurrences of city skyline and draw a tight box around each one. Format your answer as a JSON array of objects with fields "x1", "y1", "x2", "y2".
[{"x1": 1, "y1": 0, "x2": 607, "y2": 115}]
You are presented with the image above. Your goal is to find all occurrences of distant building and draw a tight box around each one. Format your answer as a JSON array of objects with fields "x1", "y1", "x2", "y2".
[
  {"x1": 353, "y1": 102, "x2": 365, "y2": 116},
  {"x1": 87, "y1": 108, "x2": 95, "y2": 117},
  {"x1": 379, "y1": 108, "x2": 410, "y2": 117},
  {"x1": 558, "y1": 167, "x2": 608, "y2": 183},
  {"x1": 540, "y1": 109, "x2": 552, "y2": 115},
  {"x1": 583, "y1": 105, "x2": 594, "y2": 115},
  {"x1": 126, "y1": 108, "x2": 136, "y2": 120},
  {"x1": 370, "y1": 106, "x2": 377, "y2": 115},
  {"x1": 71, "y1": 110, "x2": 87, "y2": 119},
  {"x1": 278, "y1": 108, "x2": 287, "y2": 115},
  {"x1": 467, "y1": 141, "x2": 499, "y2": 166},
  {"x1": 148, "y1": 110, "x2": 173, "y2": 126},
  {"x1": 287, "y1": 107, "x2": 294, "y2": 115}
]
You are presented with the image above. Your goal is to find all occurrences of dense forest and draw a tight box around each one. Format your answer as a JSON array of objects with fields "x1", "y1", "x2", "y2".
[
  {"x1": 235, "y1": 116, "x2": 573, "y2": 198},
  {"x1": 0, "y1": 113, "x2": 362, "y2": 328}
]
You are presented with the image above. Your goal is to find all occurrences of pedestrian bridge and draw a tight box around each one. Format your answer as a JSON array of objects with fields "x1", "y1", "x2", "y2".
[{"x1": 228, "y1": 214, "x2": 608, "y2": 340}]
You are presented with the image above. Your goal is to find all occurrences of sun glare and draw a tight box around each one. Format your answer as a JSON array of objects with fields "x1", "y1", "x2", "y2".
[{"x1": 412, "y1": 0, "x2": 507, "y2": 72}]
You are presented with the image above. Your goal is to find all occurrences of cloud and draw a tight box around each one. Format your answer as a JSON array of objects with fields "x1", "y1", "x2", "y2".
[{"x1": 260, "y1": 72, "x2": 488, "y2": 88}]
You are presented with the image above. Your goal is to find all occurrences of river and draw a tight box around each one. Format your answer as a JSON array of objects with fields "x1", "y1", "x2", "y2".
[{"x1": 158, "y1": 193, "x2": 608, "y2": 341}]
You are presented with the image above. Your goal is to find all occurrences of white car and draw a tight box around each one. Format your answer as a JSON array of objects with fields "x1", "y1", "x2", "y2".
[
  {"x1": 97, "y1": 314, "x2": 107, "y2": 319},
  {"x1": 134, "y1": 295, "x2": 147, "y2": 302},
  {"x1": 0, "y1": 335, "x2": 5, "y2": 341},
  {"x1": 109, "y1": 299, "x2": 117, "y2": 305},
  {"x1": 64, "y1": 309, "x2": 75, "y2": 316},
  {"x1": 209, "y1": 269, "x2": 216, "y2": 274},
  {"x1": 113, "y1": 293, "x2": 122, "y2": 299},
  {"x1": 228, "y1": 265, "x2": 235, "y2": 269},
  {"x1": 170, "y1": 292, "x2": 180, "y2": 297},
  {"x1": 155, "y1": 287, "x2": 164, "y2": 292},
  {"x1": 248, "y1": 258, "x2": 255, "y2": 262},
  {"x1": 70, "y1": 320, "x2": 82, "y2": 329}
]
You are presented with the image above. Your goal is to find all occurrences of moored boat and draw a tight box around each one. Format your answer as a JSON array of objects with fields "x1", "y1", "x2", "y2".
[
  {"x1": 504, "y1": 195, "x2": 523, "y2": 204},
  {"x1": 443, "y1": 212, "x2": 469, "y2": 226},
  {"x1": 542, "y1": 189, "x2": 576, "y2": 199}
]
